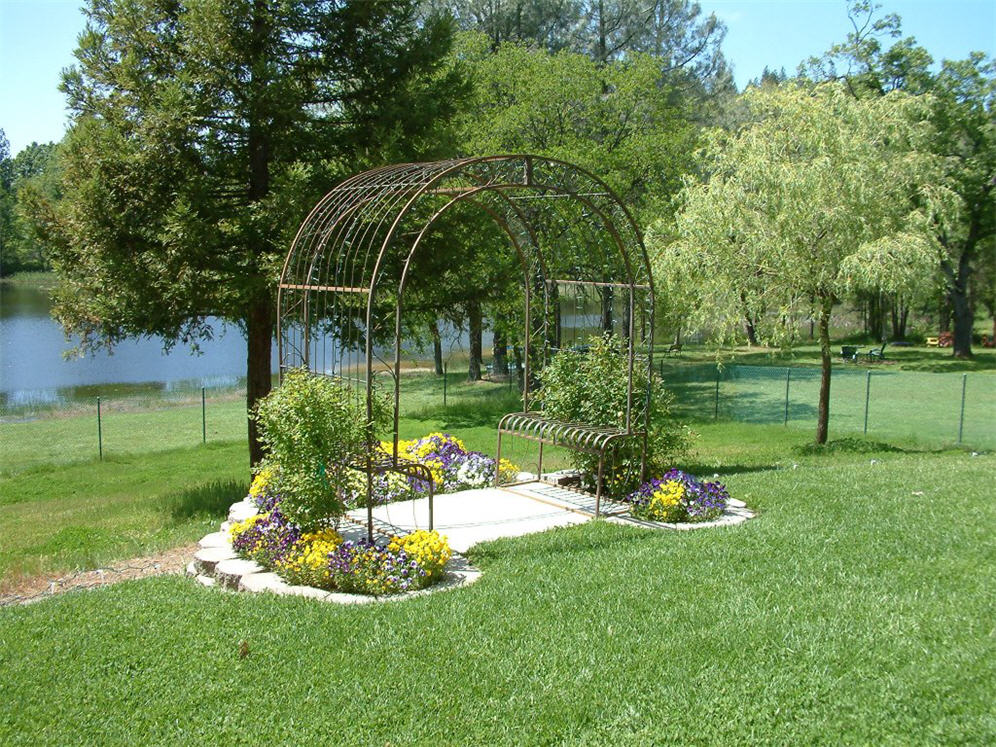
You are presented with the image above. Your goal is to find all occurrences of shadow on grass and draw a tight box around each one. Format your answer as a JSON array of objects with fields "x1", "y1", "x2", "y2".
[
  {"x1": 408, "y1": 391, "x2": 523, "y2": 430},
  {"x1": 162, "y1": 479, "x2": 247, "y2": 521},
  {"x1": 676, "y1": 463, "x2": 783, "y2": 477},
  {"x1": 793, "y1": 437, "x2": 912, "y2": 456}
]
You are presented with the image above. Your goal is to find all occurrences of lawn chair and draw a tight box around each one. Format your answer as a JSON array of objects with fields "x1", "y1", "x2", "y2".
[
  {"x1": 865, "y1": 341, "x2": 888, "y2": 361},
  {"x1": 665, "y1": 343, "x2": 683, "y2": 357},
  {"x1": 840, "y1": 345, "x2": 858, "y2": 362}
]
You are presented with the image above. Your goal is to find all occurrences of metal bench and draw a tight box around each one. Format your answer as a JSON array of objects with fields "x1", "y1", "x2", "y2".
[{"x1": 496, "y1": 411, "x2": 645, "y2": 516}]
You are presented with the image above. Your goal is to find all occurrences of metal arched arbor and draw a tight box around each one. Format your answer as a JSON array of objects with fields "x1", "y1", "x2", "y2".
[{"x1": 278, "y1": 155, "x2": 655, "y2": 535}]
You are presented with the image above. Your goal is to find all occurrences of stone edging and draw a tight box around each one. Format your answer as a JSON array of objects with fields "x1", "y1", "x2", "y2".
[{"x1": 186, "y1": 500, "x2": 482, "y2": 604}]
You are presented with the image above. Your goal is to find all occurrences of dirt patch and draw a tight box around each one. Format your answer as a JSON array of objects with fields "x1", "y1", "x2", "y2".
[{"x1": 0, "y1": 543, "x2": 198, "y2": 607}]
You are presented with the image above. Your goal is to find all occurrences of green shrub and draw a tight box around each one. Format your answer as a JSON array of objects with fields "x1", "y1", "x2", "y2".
[
  {"x1": 252, "y1": 368, "x2": 386, "y2": 529},
  {"x1": 537, "y1": 334, "x2": 692, "y2": 495}
]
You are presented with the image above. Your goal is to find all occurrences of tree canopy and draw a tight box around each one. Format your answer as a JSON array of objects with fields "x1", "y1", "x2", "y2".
[
  {"x1": 802, "y1": 0, "x2": 996, "y2": 356},
  {"x1": 655, "y1": 82, "x2": 944, "y2": 443},
  {"x1": 38, "y1": 0, "x2": 465, "y2": 466}
]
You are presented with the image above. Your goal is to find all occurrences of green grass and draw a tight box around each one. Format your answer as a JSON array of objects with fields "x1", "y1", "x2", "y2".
[
  {"x1": 0, "y1": 442, "x2": 249, "y2": 585},
  {"x1": 0, "y1": 438, "x2": 992, "y2": 744},
  {"x1": 0, "y1": 397, "x2": 249, "y2": 475},
  {"x1": 666, "y1": 341, "x2": 996, "y2": 373}
]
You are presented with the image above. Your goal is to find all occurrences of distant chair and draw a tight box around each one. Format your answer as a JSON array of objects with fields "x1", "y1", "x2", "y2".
[
  {"x1": 840, "y1": 345, "x2": 858, "y2": 362},
  {"x1": 865, "y1": 341, "x2": 888, "y2": 361},
  {"x1": 665, "y1": 343, "x2": 683, "y2": 357}
]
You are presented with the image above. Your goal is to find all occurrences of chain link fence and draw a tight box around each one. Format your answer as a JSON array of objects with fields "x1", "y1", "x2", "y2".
[
  {"x1": 2, "y1": 361, "x2": 993, "y2": 473},
  {"x1": 662, "y1": 362, "x2": 995, "y2": 449}
]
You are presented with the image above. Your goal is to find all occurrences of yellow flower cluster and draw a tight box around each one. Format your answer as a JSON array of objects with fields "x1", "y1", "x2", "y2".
[
  {"x1": 497, "y1": 458, "x2": 520, "y2": 484},
  {"x1": 228, "y1": 512, "x2": 267, "y2": 542},
  {"x1": 388, "y1": 529, "x2": 452, "y2": 580},
  {"x1": 647, "y1": 480, "x2": 685, "y2": 522},
  {"x1": 276, "y1": 528, "x2": 343, "y2": 587},
  {"x1": 248, "y1": 464, "x2": 278, "y2": 503}
]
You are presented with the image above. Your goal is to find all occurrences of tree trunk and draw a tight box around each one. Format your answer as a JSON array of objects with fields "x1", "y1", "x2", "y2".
[
  {"x1": 744, "y1": 316, "x2": 758, "y2": 346},
  {"x1": 467, "y1": 302, "x2": 483, "y2": 381},
  {"x1": 430, "y1": 320, "x2": 443, "y2": 375},
  {"x1": 815, "y1": 297, "x2": 833, "y2": 445},
  {"x1": 492, "y1": 328, "x2": 508, "y2": 376},
  {"x1": 890, "y1": 297, "x2": 909, "y2": 339},
  {"x1": 950, "y1": 285, "x2": 974, "y2": 358},
  {"x1": 600, "y1": 286, "x2": 613, "y2": 333},
  {"x1": 247, "y1": 294, "x2": 273, "y2": 468}
]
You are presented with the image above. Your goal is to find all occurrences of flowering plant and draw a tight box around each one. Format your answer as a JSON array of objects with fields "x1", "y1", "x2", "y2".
[
  {"x1": 248, "y1": 462, "x2": 282, "y2": 512},
  {"x1": 624, "y1": 470, "x2": 729, "y2": 523},
  {"x1": 392, "y1": 433, "x2": 519, "y2": 493},
  {"x1": 229, "y1": 509, "x2": 302, "y2": 567},
  {"x1": 325, "y1": 529, "x2": 451, "y2": 595},
  {"x1": 230, "y1": 498, "x2": 453, "y2": 595}
]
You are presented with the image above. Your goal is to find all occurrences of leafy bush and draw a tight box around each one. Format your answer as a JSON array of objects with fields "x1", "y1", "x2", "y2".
[
  {"x1": 252, "y1": 368, "x2": 386, "y2": 529},
  {"x1": 537, "y1": 334, "x2": 692, "y2": 495},
  {"x1": 625, "y1": 470, "x2": 729, "y2": 523}
]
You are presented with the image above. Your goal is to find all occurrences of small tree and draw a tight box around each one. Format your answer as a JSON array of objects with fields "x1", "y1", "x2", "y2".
[
  {"x1": 656, "y1": 82, "x2": 944, "y2": 444},
  {"x1": 252, "y1": 369, "x2": 386, "y2": 529}
]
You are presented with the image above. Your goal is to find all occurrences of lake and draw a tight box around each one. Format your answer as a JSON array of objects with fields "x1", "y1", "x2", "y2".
[
  {"x1": 0, "y1": 280, "x2": 493, "y2": 411},
  {"x1": 0, "y1": 281, "x2": 276, "y2": 409}
]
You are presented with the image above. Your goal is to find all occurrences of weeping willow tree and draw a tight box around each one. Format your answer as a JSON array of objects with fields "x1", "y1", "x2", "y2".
[{"x1": 653, "y1": 82, "x2": 948, "y2": 444}]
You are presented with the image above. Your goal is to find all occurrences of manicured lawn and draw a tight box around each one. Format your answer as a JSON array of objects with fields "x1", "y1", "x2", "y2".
[
  {"x1": 1, "y1": 437, "x2": 993, "y2": 744},
  {"x1": 0, "y1": 442, "x2": 249, "y2": 585}
]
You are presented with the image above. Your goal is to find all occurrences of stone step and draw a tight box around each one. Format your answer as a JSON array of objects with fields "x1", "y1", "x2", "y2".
[
  {"x1": 193, "y1": 546, "x2": 238, "y2": 576},
  {"x1": 185, "y1": 561, "x2": 198, "y2": 577},
  {"x1": 239, "y1": 572, "x2": 291, "y2": 595},
  {"x1": 198, "y1": 531, "x2": 231, "y2": 550},
  {"x1": 194, "y1": 574, "x2": 216, "y2": 588},
  {"x1": 228, "y1": 500, "x2": 258, "y2": 523},
  {"x1": 214, "y1": 558, "x2": 264, "y2": 590}
]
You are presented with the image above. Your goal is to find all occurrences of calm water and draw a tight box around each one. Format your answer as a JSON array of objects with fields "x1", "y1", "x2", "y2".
[
  {"x1": 0, "y1": 282, "x2": 275, "y2": 407},
  {"x1": 0, "y1": 280, "x2": 619, "y2": 409}
]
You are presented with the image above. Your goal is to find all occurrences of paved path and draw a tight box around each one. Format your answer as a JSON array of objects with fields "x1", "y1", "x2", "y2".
[{"x1": 349, "y1": 481, "x2": 634, "y2": 553}]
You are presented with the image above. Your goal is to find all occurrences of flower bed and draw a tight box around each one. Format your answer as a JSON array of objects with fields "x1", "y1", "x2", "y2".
[
  {"x1": 230, "y1": 433, "x2": 510, "y2": 595},
  {"x1": 345, "y1": 433, "x2": 520, "y2": 508},
  {"x1": 623, "y1": 470, "x2": 730, "y2": 523},
  {"x1": 229, "y1": 503, "x2": 452, "y2": 595}
]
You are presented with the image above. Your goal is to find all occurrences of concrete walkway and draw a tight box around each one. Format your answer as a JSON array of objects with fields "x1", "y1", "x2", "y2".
[{"x1": 349, "y1": 481, "x2": 634, "y2": 553}]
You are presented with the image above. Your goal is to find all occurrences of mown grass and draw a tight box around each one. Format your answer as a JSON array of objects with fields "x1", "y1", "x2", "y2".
[
  {"x1": 0, "y1": 441, "x2": 992, "y2": 744},
  {"x1": 0, "y1": 443, "x2": 249, "y2": 586}
]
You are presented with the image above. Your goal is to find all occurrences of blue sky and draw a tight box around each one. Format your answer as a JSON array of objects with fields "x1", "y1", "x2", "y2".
[{"x1": 1, "y1": 0, "x2": 994, "y2": 155}]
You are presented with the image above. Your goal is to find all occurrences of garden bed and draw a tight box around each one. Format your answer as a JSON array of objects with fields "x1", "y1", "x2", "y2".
[{"x1": 187, "y1": 498, "x2": 481, "y2": 604}]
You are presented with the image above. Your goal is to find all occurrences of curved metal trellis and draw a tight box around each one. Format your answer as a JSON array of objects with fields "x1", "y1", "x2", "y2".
[{"x1": 278, "y1": 155, "x2": 655, "y2": 538}]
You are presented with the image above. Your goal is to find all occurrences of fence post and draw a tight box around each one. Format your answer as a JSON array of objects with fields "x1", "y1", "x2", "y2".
[
  {"x1": 443, "y1": 362, "x2": 448, "y2": 407},
  {"x1": 202, "y1": 387, "x2": 207, "y2": 444},
  {"x1": 97, "y1": 396, "x2": 103, "y2": 460},
  {"x1": 660, "y1": 358, "x2": 664, "y2": 379},
  {"x1": 863, "y1": 370, "x2": 871, "y2": 435},
  {"x1": 784, "y1": 368, "x2": 791, "y2": 426},
  {"x1": 714, "y1": 370, "x2": 720, "y2": 420},
  {"x1": 958, "y1": 373, "x2": 967, "y2": 444}
]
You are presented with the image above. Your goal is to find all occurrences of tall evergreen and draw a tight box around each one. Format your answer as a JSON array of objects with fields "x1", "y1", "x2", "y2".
[{"x1": 40, "y1": 0, "x2": 464, "y2": 465}]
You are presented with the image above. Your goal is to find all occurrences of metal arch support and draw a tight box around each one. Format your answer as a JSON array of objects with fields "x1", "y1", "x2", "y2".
[{"x1": 277, "y1": 155, "x2": 655, "y2": 538}]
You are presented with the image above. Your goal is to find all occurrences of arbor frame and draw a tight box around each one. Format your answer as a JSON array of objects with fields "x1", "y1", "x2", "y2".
[{"x1": 278, "y1": 155, "x2": 655, "y2": 538}]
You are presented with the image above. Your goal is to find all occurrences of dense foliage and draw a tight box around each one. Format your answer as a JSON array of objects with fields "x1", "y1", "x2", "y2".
[
  {"x1": 36, "y1": 0, "x2": 465, "y2": 466},
  {"x1": 537, "y1": 333, "x2": 691, "y2": 495},
  {"x1": 657, "y1": 82, "x2": 944, "y2": 443},
  {"x1": 251, "y1": 369, "x2": 383, "y2": 528}
]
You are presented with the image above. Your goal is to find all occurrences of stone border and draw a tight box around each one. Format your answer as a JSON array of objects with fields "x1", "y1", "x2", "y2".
[
  {"x1": 610, "y1": 497, "x2": 755, "y2": 531},
  {"x1": 186, "y1": 500, "x2": 482, "y2": 604}
]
